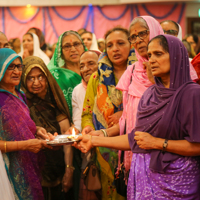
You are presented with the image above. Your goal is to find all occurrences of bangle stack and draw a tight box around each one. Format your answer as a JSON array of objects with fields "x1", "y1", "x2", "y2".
[
  {"x1": 66, "y1": 165, "x2": 75, "y2": 171},
  {"x1": 100, "y1": 129, "x2": 108, "y2": 137}
]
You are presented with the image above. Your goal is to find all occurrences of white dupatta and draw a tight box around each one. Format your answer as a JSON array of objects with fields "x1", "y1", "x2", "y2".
[{"x1": 0, "y1": 152, "x2": 15, "y2": 200}]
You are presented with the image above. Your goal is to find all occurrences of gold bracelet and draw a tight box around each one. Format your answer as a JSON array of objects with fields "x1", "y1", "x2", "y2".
[
  {"x1": 4, "y1": 142, "x2": 7, "y2": 153},
  {"x1": 100, "y1": 129, "x2": 108, "y2": 137},
  {"x1": 66, "y1": 165, "x2": 75, "y2": 171}
]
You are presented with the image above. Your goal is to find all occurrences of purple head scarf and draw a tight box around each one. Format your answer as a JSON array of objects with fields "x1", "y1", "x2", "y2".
[{"x1": 128, "y1": 35, "x2": 200, "y2": 173}]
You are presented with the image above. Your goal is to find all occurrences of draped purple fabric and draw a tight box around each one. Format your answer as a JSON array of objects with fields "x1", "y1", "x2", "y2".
[{"x1": 128, "y1": 35, "x2": 200, "y2": 173}]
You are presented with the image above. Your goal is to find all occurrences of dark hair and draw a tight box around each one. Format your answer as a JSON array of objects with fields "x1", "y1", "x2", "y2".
[
  {"x1": 27, "y1": 27, "x2": 45, "y2": 46},
  {"x1": 98, "y1": 41, "x2": 104, "y2": 48},
  {"x1": 80, "y1": 31, "x2": 92, "y2": 37},
  {"x1": 186, "y1": 34, "x2": 199, "y2": 44},
  {"x1": 78, "y1": 28, "x2": 86, "y2": 32},
  {"x1": 24, "y1": 32, "x2": 33, "y2": 39},
  {"x1": 182, "y1": 40, "x2": 191, "y2": 54},
  {"x1": 12, "y1": 38, "x2": 19, "y2": 43},
  {"x1": 104, "y1": 26, "x2": 129, "y2": 40},
  {"x1": 148, "y1": 35, "x2": 169, "y2": 53},
  {"x1": 160, "y1": 20, "x2": 179, "y2": 32}
]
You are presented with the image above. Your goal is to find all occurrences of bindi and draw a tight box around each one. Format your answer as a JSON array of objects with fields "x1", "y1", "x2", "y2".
[{"x1": 70, "y1": 39, "x2": 73, "y2": 43}]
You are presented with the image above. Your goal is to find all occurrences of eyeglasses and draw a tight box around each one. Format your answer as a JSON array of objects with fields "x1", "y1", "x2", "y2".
[
  {"x1": 7, "y1": 64, "x2": 24, "y2": 71},
  {"x1": 27, "y1": 75, "x2": 46, "y2": 83},
  {"x1": 163, "y1": 29, "x2": 178, "y2": 36},
  {"x1": 62, "y1": 42, "x2": 83, "y2": 51},
  {"x1": 128, "y1": 30, "x2": 149, "y2": 44}
]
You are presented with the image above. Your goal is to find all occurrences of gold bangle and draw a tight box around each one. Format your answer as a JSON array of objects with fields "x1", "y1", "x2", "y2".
[
  {"x1": 100, "y1": 129, "x2": 108, "y2": 137},
  {"x1": 66, "y1": 165, "x2": 75, "y2": 171},
  {"x1": 4, "y1": 142, "x2": 7, "y2": 153}
]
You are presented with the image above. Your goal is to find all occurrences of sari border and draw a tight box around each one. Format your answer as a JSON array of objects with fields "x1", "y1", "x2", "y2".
[{"x1": 0, "y1": 54, "x2": 17, "y2": 80}]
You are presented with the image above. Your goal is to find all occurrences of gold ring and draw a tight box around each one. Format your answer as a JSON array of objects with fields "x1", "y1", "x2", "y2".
[{"x1": 111, "y1": 122, "x2": 114, "y2": 125}]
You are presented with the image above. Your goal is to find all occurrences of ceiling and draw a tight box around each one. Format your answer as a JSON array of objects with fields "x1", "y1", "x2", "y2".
[{"x1": 1, "y1": 0, "x2": 200, "y2": 6}]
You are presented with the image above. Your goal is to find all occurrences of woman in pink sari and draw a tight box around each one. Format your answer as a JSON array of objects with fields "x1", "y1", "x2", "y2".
[{"x1": 116, "y1": 16, "x2": 163, "y2": 172}]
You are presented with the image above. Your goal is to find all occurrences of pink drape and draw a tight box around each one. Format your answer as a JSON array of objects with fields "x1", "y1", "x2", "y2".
[{"x1": 0, "y1": 4, "x2": 185, "y2": 44}]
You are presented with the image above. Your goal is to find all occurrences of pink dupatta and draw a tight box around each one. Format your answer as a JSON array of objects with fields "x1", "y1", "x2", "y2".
[{"x1": 116, "y1": 16, "x2": 164, "y2": 172}]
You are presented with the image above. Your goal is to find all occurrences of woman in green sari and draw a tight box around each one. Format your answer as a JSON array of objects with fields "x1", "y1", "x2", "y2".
[
  {"x1": 48, "y1": 31, "x2": 87, "y2": 200},
  {"x1": 47, "y1": 31, "x2": 87, "y2": 117}
]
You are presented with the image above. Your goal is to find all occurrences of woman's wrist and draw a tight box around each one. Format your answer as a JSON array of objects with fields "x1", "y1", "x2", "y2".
[
  {"x1": 106, "y1": 124, "x2": 120, "y2": 137},
  {"x1": 85, "y1": 125, "x2": 94, "y2": 130},
  {"x1": 66, "y1": 165, "x2": 75, "y2": 171},
  {"x1": 4, "y1": 140, "x2": 26, "y2": 152},
  {"x1": 20, "y1": 140, "x2": 28, "y2": 151},
  {"x1": 153, "y1": 137, "x2": 165, "y2": 150},
  {"x1": 90, "y1": 135, "x2": 94, "y2": 148},
  {"x1": 100, "y1": 129, "x2": 108, "y2": 137}
]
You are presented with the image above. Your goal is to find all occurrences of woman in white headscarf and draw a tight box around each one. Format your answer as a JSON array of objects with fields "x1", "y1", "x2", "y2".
[
  {"x1": 80, "y1": 31, "x2": 99, "y2": 51},
  {"x1": 18, "y1": 32, "x2": 50, "y2": 65},
  {"x1": 160, "y1": 20, "x2": 182, "y2": 40}
]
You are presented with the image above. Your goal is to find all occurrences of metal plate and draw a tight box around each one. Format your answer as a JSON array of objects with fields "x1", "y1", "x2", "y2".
[{"x1": 46, "y1": 134, "x2": 82, "y2": 146}]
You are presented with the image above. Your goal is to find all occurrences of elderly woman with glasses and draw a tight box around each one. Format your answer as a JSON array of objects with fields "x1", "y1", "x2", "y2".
[
  {"x1": 0, "y1": 48, "x2": 53, "y2": 200},
  {"x1": 21, "y1": 56, "x2": 71, "y2": 200},
  {"x1": 47, "y1": 31, "x2": 88, "y2": 200}
]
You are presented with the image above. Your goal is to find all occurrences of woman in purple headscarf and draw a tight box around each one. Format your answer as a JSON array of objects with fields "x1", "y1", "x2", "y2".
[{"x1": 74, "y1": 34, "x2": 200, "y2": 199}]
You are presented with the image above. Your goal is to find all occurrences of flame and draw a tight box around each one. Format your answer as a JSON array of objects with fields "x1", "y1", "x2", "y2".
[{"x1": 72, "y1": 128, "x2": 76, "y2": 136}]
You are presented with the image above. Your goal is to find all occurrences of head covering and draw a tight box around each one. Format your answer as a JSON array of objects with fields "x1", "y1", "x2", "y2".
[
  {"x1": 89, "y1": 33, "x2": 100, "y2": 51},
  {"x1": 177, "y1": 23, "x2": 182, "y2": 41},
  {"x1": 21, "y1": 56, "x2": 71, "y2": 123},
  {"x1": 0, "y1": 48, "x2": 22, "y2": 90},
  {"x1": 47, "y1": 30, "x2": 87, "y2": 70},
  {"x1": 129, "y1": 35, "x2": 200, "y2": 172},
  {"x1": 19, "y1": 32, "x2": 50, "y2": 65},
  {"x1": 116, "y1": 16, "x2": 164, "y2": 172},
  {"x1": 134, "y1": 16, "x2": 164, "y2": 64},
  {"x1": 97, "y1": 38, "x2": 105, "y2": 43}
]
